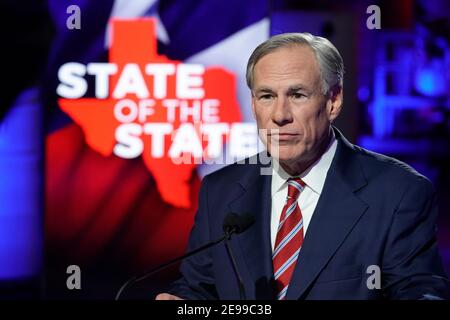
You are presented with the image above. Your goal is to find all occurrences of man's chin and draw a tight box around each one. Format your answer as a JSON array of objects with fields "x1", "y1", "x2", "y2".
[
  {"x1": 270, "y1": 152, "x2": 300, "y2": 165},
  {"x1": 267, "y1": 144, "x2": 296, "y2": 158}
]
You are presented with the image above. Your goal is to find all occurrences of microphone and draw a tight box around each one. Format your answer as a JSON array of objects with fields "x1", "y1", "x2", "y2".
[
  {"x1": 115, "y1": 212, "x2": 255, "y2": 300},
  {"x1": 223, "y1": 212, "x2": 255, "y2": 234}
]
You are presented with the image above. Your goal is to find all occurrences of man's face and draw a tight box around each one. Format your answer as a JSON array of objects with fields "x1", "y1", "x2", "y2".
[{"x1": 251, "y1": 45, "x2": 342, "y2": 166}]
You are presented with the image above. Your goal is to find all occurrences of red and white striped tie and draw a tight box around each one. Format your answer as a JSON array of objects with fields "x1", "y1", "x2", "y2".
[{"x1": 273, "y1": 178, "x2": 305, "y2": 300}]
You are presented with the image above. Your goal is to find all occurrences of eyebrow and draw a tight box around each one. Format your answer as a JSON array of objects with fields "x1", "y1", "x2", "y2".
[
  {"x1": 253, "y1": 85, "x2": 310, "y2": 95},
  {"x1": 287, "y1": 85, "x2": 309, "y2": 94},
  {"x1": 253, "y1": 87, "x2": 274, "y2": 95}
]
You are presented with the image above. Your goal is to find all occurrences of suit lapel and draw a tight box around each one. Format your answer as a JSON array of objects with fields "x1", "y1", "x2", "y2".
[
  {"x1": 286, "y1": 129, "x2": 369, "y2": 299},
  {"x1": 228, "y1": 157, "x2": 275, "y2": 299}
]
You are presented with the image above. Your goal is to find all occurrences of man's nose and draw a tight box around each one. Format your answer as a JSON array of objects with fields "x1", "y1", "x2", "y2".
[{"x1": 271, "y1": 96, "x2": 293, "y2": 126}]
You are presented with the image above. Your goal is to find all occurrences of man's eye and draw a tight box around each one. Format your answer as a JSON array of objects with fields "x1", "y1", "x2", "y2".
[
  {"x1": 259, "y1": 94, "x2": 273, "y2": 100},
  {"x1": 292, "y1": 93, "x2": 306, "y2": 99}
]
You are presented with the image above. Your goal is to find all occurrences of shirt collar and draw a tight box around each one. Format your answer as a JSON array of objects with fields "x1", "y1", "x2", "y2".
[{"x1": 271, "y1": 131, "x2": 337, "y2": 196}]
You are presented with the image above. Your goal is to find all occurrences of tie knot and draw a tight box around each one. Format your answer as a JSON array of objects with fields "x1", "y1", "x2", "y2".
[{"x1": 287, "y1": 178, "x2": 305, "y2": 200}]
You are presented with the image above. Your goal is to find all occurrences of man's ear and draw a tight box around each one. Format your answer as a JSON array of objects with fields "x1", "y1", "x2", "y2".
[{"x1": 327, "y1": 85, "x2": 343, "y2": 123}]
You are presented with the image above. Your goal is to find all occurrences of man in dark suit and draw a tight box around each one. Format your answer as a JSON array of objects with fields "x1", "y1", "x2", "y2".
[{"x1": 156, "y1": 33, "x2": 450, "y2": 300}]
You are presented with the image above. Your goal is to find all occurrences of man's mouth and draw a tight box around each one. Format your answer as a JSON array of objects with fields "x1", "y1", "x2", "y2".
[{"x1": 268, "y1": 132, "x2": 300, "y2": 142}]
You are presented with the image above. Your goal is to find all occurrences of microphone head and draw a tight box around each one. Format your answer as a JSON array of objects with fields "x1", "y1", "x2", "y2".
[{"x1": 223, "y1": 212, "x2": 255, "y2": 234}]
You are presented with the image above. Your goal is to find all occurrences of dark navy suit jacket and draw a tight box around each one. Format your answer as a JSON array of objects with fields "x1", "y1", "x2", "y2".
[{"x1": 170, "y1": 128, "x2": 450, "y2": 299}]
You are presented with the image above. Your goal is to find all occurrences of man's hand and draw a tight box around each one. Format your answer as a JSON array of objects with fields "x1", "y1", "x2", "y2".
[{"x1": 155, "y1": 293, "x2": 184, "y2": 300}]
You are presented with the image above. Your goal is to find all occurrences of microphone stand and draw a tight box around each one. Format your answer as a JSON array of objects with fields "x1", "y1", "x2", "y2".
[
  {"x1": 224, "y1": 228, "x2": 246, "y2": 300},
  {"x1": 115, "y1": 233, "x2": 228, "y2": 300},
  {"x1": 116, "y1": 211, "x2": 254, "y2": 300}
]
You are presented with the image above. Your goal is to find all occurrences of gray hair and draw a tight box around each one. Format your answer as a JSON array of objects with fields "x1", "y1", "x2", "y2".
[{"x1": 246, "y1": 32, "x2": 344, "y2": 95}]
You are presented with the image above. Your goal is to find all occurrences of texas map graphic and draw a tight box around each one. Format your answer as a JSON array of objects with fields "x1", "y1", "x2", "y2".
[{"x1": 57, "y1": 18, "x2": 242, "y2": 208}]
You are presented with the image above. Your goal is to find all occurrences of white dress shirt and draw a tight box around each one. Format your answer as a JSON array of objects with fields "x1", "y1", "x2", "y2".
[{"x1": 270, "y1": 134, "x2": 338, "y2": 251}]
